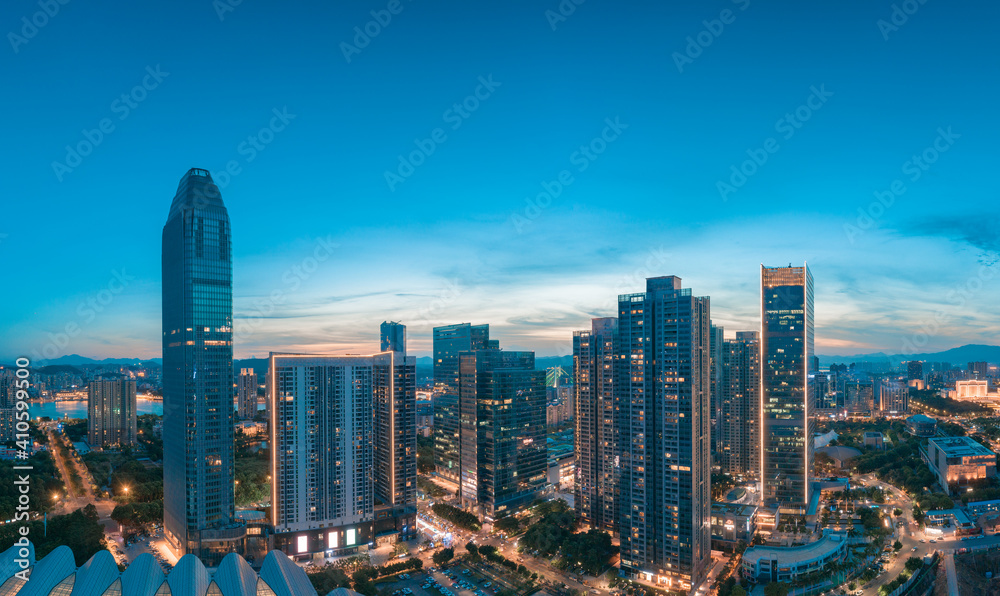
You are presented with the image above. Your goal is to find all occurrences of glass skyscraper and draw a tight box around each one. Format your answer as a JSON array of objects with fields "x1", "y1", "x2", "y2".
[
  {"x1": 432, "y1": 323, "x2": 492, "y2": 481},
  {"x1": 760, "y1": 264, "x2": 815, "y2": 512},
  {"x1": 380, "y1": 321, "x2": 407, "y2": 356},
  {"x1": 162, "y1": 168, "x2": 243, "y2": 563},
  {"x1": 617, "y1": 277, "x2": 711, "y2": 591},
  {"x1": 456, "y1": 347, "x2": 547, "y2": 519}
]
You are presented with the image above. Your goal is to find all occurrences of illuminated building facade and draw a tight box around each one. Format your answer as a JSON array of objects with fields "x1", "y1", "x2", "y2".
[
  {"x1": 926, "y1": 436, "x2": 997, "y2": 493},
  {"x1": 457, "y1": 347, "x2": 547, "y2": 519},
  {"x1": 88, "y1": 377, "x2": 137, "y2": 448},
  {"x1": 162, "y1": 168, "x2": 244, "y2": 563},
  {"x1": 617, "y1": 276, "x2": 711, "y2": 590},
  {"x1": 573, "y1": 317, "x2": 619, "y2": 531},
  {"x1": 433, "y1": 323, "x2": 493, "y2": 481},
  {"x1": 237, "y1": 368, "x2": 257, "y2": 420},
  {"x1": 720, "y1": 331, "x2": 760, "y2": 480},
  {"x1": 760, "y1": 264, "x2": 814, "y2": 513}
]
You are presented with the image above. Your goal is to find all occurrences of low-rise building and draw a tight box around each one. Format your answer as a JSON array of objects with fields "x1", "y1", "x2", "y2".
[
  {"x1": 711, "y1": 503, "x2": 758, "y2": 551},
  {"x1": 906, "y1": 414, "x2": 937, "y2": 437},
  {"x1": 741, "y1": 534, "x2": 848, "y2": 584},
  {"x1": 926, "y1": 436, "x2": 997, "y2": 492},
  {"x1": 924, "y1": 508, "x2": 980, "y2": 537},
  {"x1": 863, "y1": 432, "x2": 885, "y2": 450}
]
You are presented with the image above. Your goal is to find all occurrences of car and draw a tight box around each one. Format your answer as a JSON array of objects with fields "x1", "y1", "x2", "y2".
[
  {"x1": 929, "y1": 539, "x2": 936, "y2": 543},
  {"x1": 484, "y1": 583, "x2": 492, "y2": 588},
  {"x1": 912, "y1": 547, "x2": 918, "y2": 551}
]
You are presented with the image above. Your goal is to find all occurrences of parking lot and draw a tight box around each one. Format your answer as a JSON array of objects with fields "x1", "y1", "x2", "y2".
[{"x1": 380, "y1": 565, "x2": 506, "y2": 596}]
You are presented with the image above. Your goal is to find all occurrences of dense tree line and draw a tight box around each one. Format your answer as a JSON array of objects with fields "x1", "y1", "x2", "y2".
[
  {"x1": 111, "y1": 500, "x2": 163, "y2": 526},
  {"x1": 519, "y1": 500, "x2": 616, "y2": 575},
  {"x1": 432, "y1": 503, "x2": 481, "y2": 531},
  {"x1": 309, "y1": 555, "x2": 423, "y2": 596},
  {"x1": 0, "y1": 451, "x2": 64, "y2": 518},
  {"x1": 0, "y1": 504, "x2": 105, "y2": 566},
  {"x1": 853, "y1": 442, "x2": 936, "y2": 494}
]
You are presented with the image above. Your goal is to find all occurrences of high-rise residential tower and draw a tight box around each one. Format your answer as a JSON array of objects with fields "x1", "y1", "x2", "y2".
[
  {"x1": 878, "y1": 379, "x2": 908, "y2": 415},
  {"x1": 457, "y1": 347, "x2": 547, "y2": 519},
  {"x1": 373, "y1": 328, "x2": 417, "y2": 542},
  {"x1": 760, "y1": 264, "x2": 815, "y2": 513},
  {"x1": 709, "y1": 323, "x2": 724, "y2": 451},
  {"x1": 162, "y1": 168, "x2": 244, "y2": 563},
  {"x1": 617, "y1": 276, "x2": 711, "y2": 591},
  {"x1": 268, "y1": 349, "x2": 416, "y2": 556},
  {"x1": 0, "y1": 370, "x2": 17, "y2": 443},
  {"x1": 88, "y1": 376, "x2": 137, "y2": 448},
  {"x1": 432, "y1": 323, "x2": 492, "y2": 481},
  {"x1": 237, "y1": 368, "x2": 258, "y2": 420},
  {"x1": 573, "y1": 317, "x2": 618, "y2": 531},
  {"x1": 720, "y1": 332, "x2": 760, "y2": 480},
  {"x1": 380, "y1": 321, "x2": 407, "y2": 356}
]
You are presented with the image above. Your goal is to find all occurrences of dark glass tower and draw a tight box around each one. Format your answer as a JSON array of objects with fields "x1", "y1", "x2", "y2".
[
  {"x1": 457, "y1": 347, "x2": 546, "y2": 519},
  {"x1": 573, "y1": 317, "x2": 618, "y2": 531},
  {"x1": 617, "y1": 277, "x2": 711, "y2": 591},
  {"x1": 162, "y1": 168, "x2": 243, "y2": 563},
  {"x1": 760, "y1": 264, "x2": 815, "y2": 513},
  {"x1": 432, "y1": 323, "x2": 492, "y2": 481},
  {"x1": 380, "y1": 321, "x2": 406, "y2": 356}
]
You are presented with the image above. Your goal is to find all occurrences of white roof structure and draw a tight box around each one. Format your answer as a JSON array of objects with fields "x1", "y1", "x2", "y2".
[{"x1": 0, "y1": 544, "x2": 319, "y2": 596}]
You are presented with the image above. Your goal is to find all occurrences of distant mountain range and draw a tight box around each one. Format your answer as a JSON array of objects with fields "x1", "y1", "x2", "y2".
[
  {"x1": 818, "y1": 344, "x2": 1000, "y2": 367},
  {"x1": 14, "y1": 344, "x2": 994, "y2": 373}
]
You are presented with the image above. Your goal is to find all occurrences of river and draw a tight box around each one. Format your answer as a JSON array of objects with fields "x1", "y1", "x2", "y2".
[{"x1": 28, "y1": 397, "x2": 163, "y2": 420}]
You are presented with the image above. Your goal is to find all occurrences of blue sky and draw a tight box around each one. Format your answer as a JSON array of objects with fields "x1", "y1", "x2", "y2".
[{"x1": 1, "y1": 0, "x2": 998, "y2": 362}]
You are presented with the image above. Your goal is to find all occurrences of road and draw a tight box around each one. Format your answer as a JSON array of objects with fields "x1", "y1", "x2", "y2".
[
  {"x1": 943, "y1": 553, "x2": 958, "y2": 596},
  {"x1": 44, "y1": 426, "x2": 123, "y2": 561}
]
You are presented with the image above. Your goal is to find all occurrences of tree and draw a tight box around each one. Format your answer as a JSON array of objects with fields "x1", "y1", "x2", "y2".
[
  {"x1": 893, "y1": 540, "x2": 902, "y2": 551},
  {"x1": 466, "y1": 542, "x2": 479, "y2": 556},
  {"x1": 905, "y1": 557, "x2": 923, "y2": 572},
  {"x1": 433, "y1": 548, "x2": 455, "y2": 566},
  {"x1": 764, "y1": 582, "x2": 790, "y2": 596},
  {"x1": 495, "y1": 515, "x2": 521, "y2": 534},
  {"x1": 731, "y1": 586, "x2": 747, "y2": 596}
]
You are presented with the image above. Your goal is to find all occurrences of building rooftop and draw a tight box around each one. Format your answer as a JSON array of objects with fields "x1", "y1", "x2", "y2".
[
  {"x1": 712, "y1": 502, "x2": 758, "y2": 517},
  {"x1": 928, "y1": 436, "x2": 995, "y2": 457},
  {"x1": 743, "y1": 534, "x2": 846, "y2": 565},
  {"x1": 907, "y1": 414, "x2": 936, "y2": 424}
]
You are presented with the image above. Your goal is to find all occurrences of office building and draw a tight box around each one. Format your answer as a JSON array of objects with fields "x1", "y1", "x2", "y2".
[
  {"x1": 878, "y1": 379, "x2": 908, "y2": 415},
  {"x1": 906, "y1": 414, "x2": 937, "y2": 437},
  {"x1": 381, "y1": 321, "x2": 406, "y2": 356},
  {"x1": 845, "y1": 381, "x2": 874, "y2": 414},
  {"x1": 456, "y1": 346, "x2": 547, "y2": 519},
  {"x1": 573, "y1": 317, "x2": 618, "y2": 531},
  {"x1": 952, "y1": 380, "x2": 993, "y2": 400},
  {"x1": 433, "y1": 323, "x2": 493, "y2": 481},
  {"x1": 760, "y1": 264, "x2": 815, "y2": 513},
  {"x1": 87, "y1": 377, "x2": 137, "y2": 448},
  {"x1": 906, "y1": 361, "x2": 924, "y2": 381},
  {"x1": 237, "y1": 368, "x2": 258, "y2": 420},
  {"x1": 926, "y1": 436, "x2": 997, "y2": 493},
  {"x1": 162, "y1": 168, "x2": 243, "y2": 563},
  {"x1": 617, "y1": 276, "x2": 711, "y2": 590},
  {"x1": 720, "y1": 331, "x2": 760, "y2": 480}
]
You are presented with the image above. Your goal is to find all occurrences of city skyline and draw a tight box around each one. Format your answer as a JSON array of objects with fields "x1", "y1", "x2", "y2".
[{"x1": 3, "y1": 0, "x2": 1000, "y2": 363}]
